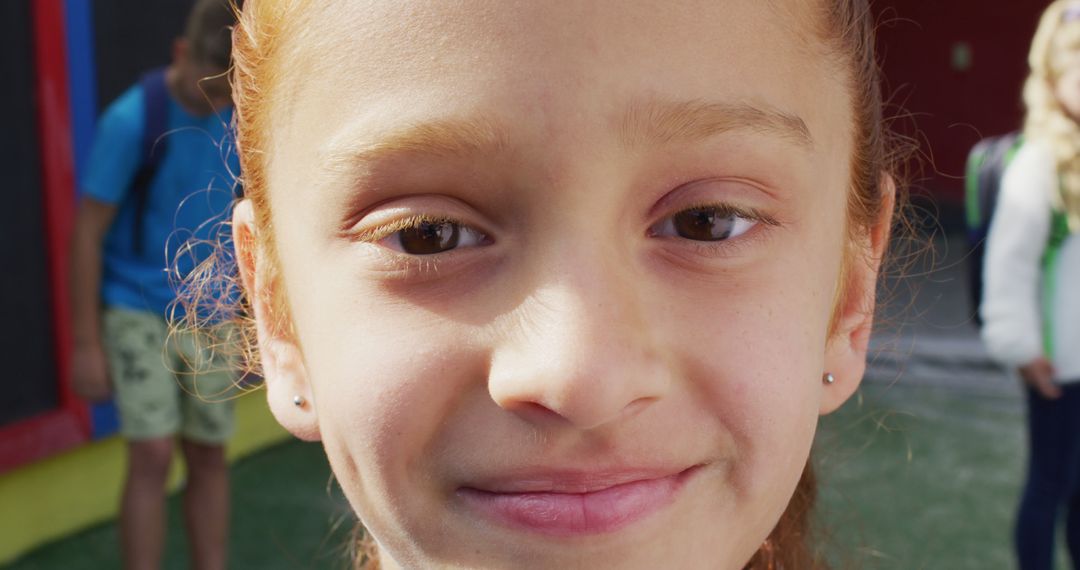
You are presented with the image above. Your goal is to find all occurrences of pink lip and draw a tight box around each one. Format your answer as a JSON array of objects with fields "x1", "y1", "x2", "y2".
[{"x1": 457, "y1": 466, "x2": 700, "y2": 537}]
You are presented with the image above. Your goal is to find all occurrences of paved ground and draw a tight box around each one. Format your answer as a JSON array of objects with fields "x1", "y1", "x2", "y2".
[{"x1": 870, "y1": 229, "x2": 1015, "y2": 394}]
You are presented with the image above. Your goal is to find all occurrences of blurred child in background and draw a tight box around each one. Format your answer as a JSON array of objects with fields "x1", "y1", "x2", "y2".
[
  {"x1": 982, "y1": 2, "x2": 1080, "y2": 568},
  {"x1": 69, "y1": 1, "x2": 240, "y2": 568}
]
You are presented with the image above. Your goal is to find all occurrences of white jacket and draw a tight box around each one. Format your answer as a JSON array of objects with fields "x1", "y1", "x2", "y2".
[{"x1": 980, "y1": 140, "x2": 1080, "y2": 382}]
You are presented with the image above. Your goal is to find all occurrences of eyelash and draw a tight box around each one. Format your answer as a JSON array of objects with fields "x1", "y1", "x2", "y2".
[
  {"x1": 352, "y1": 213, "x2": 489, "y2": 276},
  {"x1": 648, "y1": 202, "x2": 778, "y2": 248},
  {"x1": 354, "y1": 213, "x2": 470, "y2": 243},
  {"x1": 656, "y1": 201, "x2": 776, "y2": 226},
  {"x1": 354, "y1": 202, "x2": 777, "y2": 268}
]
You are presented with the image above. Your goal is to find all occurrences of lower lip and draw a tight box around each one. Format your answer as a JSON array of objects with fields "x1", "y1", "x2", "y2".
[{"x1": 457, "y1": 468, "x2": 697, "y2": 537}]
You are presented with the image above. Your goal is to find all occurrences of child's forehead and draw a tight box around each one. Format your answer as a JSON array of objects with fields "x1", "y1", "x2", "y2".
[
  {"x1": 287, "y1": 0, "x2": 827, "y2": 78},
  {"x1": 283, "y1": 2, "x2": 833, "y2": 106},
  {"x1": 268, "y1": 0, "x2": 848, "y2": 187}
]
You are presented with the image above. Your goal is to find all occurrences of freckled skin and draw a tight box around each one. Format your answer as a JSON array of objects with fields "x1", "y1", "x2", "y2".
[{"x1": 241, "y1": 1, "x2": 882, "y2": 569}]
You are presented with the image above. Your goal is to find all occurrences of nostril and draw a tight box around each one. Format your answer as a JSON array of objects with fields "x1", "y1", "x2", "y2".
[
  {"x1": 486, "y1": 315, "x2": 672, "y2": 431},
  {"x1": 622, "y1": 396, "x2": 658, "y2": 418},
  {"x1": 505, "y1": 400, "x2": 567, "y2": 424},
  {"x1": 498, "y1": 394, "x2": 661, "y2": 431}
]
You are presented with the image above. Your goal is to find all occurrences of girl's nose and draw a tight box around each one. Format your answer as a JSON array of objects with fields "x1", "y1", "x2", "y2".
[{"x1": 487, "y1": 259, "x2": 672, "y2": 432}]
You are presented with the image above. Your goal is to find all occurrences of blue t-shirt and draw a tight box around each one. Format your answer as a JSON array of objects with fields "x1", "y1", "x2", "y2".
[{"x1": 82, "y1": 82, "x2": 240, "y2": 317}]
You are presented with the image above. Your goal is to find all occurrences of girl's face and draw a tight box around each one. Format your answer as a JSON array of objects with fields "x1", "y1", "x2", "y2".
[{"x1": 240, "y1": 1, "x2": 886, "y2": 568}]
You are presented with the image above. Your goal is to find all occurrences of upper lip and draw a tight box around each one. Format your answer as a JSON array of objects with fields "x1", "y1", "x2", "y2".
[{"x1": 460, "y1": 465, "x2": 702, "y2": 494}]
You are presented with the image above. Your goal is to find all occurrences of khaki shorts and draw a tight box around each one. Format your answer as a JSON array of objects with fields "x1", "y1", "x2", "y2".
[{"x1": 103, "y1": 307, "x2": 237, "y2": 444}]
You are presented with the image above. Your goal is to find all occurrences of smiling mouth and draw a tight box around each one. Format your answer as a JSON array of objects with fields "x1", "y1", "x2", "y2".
[{"x1": 456, "y1": 465, "x2": 703, "y2": 537}]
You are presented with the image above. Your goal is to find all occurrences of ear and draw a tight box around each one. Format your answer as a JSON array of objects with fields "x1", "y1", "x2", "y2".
[
  {"x1": 233, "y1": 199, "x2": 321, "y2": 441},
  {"x1": 820, "y1": 174, "x2": 896, "y2": 414}
]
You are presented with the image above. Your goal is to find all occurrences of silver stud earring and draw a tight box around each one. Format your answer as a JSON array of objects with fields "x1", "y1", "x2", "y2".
[
  {"x1": 293, "y1": 395, "x2": 306, "y2": 407},
  {"x1": 823, "y1": 372, "x2": 835, "y2": 385}
]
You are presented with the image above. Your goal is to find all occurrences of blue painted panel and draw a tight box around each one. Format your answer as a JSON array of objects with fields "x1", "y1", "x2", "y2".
[
  {"x1": 64, "y1": 0, "x2": 98, "y2": 191},
  {"x1": 67, "y1": 0, "x2": 119, "y2": 439},
  {"x1": 90, "y1": 401, "x2": 120, "y2": 439}
]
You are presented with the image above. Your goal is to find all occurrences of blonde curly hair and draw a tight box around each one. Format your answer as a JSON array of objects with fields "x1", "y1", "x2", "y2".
[{"x1": 1024, "y1": 0, "x2": 1080, "y2": 231}]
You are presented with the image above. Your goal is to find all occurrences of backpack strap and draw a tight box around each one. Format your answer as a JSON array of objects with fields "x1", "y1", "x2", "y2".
[
  {"x1": 1040, "y1": 209, "x2": 1072, "y2": 359},
  {"x1": 975, "y1": 133, "x2": 1022, "y2": 232},
  {"x1": 964, "y1": 132, "x2": 1023, "y2": 325},
  {"x1": 129, "y1": 67, "x2": 171, "y2": 257}
]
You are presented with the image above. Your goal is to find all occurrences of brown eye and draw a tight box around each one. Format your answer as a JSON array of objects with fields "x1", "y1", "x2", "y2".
[
  {"x1": 396, "y1": 221, "x2": 461, "y2": 254},
  {"x1": 649, "y1": 205, "x2": 758, "y2": 243},
  {"x1": 372, "y1": 216, "x2": 490, "y2": 256},
  {"x1": 672, "y1": 208, "x2": 739, "y2": 241}
]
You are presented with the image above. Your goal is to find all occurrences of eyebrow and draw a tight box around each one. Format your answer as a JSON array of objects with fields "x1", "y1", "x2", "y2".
[
  {"x1": 322, "y1": 118, "x2": 509, "y2": 176},
  {"x1": 619, "y1": 98, "x2": 814, "y2": 150},
  {"x1": 321, "y1": 98, "x2": 812, "y2": 175}
]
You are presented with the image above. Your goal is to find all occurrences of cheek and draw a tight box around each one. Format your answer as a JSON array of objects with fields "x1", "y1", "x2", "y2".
[
  {"x1": 274, "y1": 234, "x2": 476, "y2": 512},
  {"x1": 664, "y1": 227, "x2": 840, "y2": 502},
  {"x1": 306, "y1": 308, "x2": 471, "y2": 469},
  {"x1": 301, "y1": 309, "x2": 489, "y2": 554},
  {"x1": 685, "y1": 290, "x2": 824, "y2": 453}
]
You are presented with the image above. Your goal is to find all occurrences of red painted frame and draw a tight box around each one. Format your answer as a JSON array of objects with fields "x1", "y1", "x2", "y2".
[{"x1": 0, "y1": 0, "x2": 89, "y2": 473}]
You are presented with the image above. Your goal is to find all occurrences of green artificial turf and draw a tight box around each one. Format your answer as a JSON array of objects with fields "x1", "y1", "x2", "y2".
[
  {"x1": 5, "y1": 440, "x2": 355, "y2": 570},
  {"x1": 817, "y1": 382, "x2": 1033, "y2": 569}
]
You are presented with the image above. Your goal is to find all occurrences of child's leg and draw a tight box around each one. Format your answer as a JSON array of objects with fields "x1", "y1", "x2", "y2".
[
  {"x1": 1016, "y1": 385, "x2": 1079, "y2": 570},
  {"x1": 102, "y1": 308, "x2": 181, "y2": 569},
  {"x1": 121, "y1": 438, "x2": 175, "y2": 570},
  {"x1": 180, "y1": 439, "x2": 229, "y2": 570},
  {"x1": 1055, "y1": 383, "x2": 1080, "y2": 566},
  {"x1": 173, "y1": 325, "x2": 237, "y2": 570}
]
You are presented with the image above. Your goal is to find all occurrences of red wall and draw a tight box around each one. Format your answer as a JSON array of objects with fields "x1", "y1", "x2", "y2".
[
  {"x1": 0, "y1": 0, "x2": 88, "y2": 474},
  {"x1": 874, "y1": 1, "x2": 1050, "y2": 204}
]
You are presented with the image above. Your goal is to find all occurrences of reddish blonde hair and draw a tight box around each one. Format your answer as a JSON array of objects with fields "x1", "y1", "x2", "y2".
[{"x1": 187, "y1": 0, "x2": 903, "y2": 567}]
